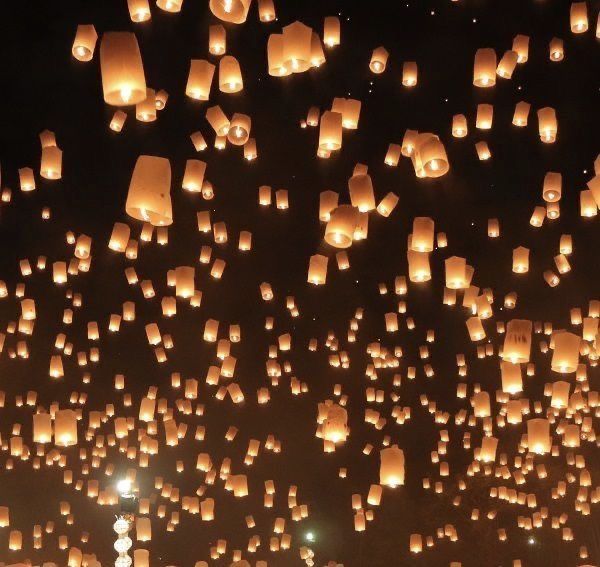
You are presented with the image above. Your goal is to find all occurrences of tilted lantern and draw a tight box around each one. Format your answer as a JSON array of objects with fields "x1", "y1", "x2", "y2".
[{"x1": 126, "y1": 156, "x2": 172, "y2": 226}]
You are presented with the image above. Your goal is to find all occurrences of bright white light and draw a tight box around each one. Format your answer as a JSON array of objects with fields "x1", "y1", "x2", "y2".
[
  {"x1": 117, "y1": 479, "x2": 132, "y2": 495},
  {"x1": 305, "y1": 531, "x2": 315, "y2": 542},
  {"x1": 528, "y1": 537, "x2": 535, "y2": 545}
]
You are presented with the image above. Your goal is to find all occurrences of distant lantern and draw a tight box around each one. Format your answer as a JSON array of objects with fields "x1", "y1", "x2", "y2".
[
  {"x1": 473, "y1": 48, "x2": 496, "y2": 87},
  {"x1": 282, "y1": 21, "x2": 313, "y2": 72},
  {"x1": 501, "y1": 361, "x2": 522, "y2": 394},
  {"x1": 512, "y1": 101, "x2": 531, "y2": 126},
  {"x1": 402, "y1": 61, "x2": 418, "y2": 86},
  {"x1": 110, "y1": 110, "x2": 127, "y2": 132},
  {"x1": 186, "y1": 60, "x2": 215, "y2": 100},
  {"x1": 476, "y1": 104, "x2": 493, "y2": 129},
  {"x1": 126, "y1": 155, "x2": 172, "y2": 226},
  {"x1": 503, "y1": 320, "x2": 532, "y2": 363},
  {"x1": 182, "y1": 160, "x2": 207, "y2": 192},
  {"x1": 325, "y1": 205, "x2": 359, "y2": 248},
  {"x1": 72, "y1": 25, "x2": 98, "y2": 62},
  {"x1": 512, "y1": 34, "x2": 530, "y2": 63},
  {"x1": 100, "y1": 32, "x2": 146, "y2": 106},
  {"x1": 512, "y1": 246, "x2": 529, "y2": 273},
  {"x1": 206, "y1": 105, "x2": 230, "y2": 135},
  {"x1": 452, "y1": 114, "x2": 468, "y2": 137},
  {"x1": 348, "y1": 174, "x2": 375, "y2": 212},
  {"x1": 227, "y1": 113, "x2": 251, "y2": 145},
  {"x1": 570, "y1": 1, "x2": 588, "y2": 33},
  {"x1": 209, "y1": 24, "x2": 226, "y2": 55},
  {"x1": 55, "y1": 409, "x2": 78, "y2": 447},
  {"x1": 407, "y1": 250, "x2": 431, "y2": 282},
  {"x1": 323, "y1": 16, "x2": 340, "y2": 47},
  {"x1": 527, "y1": 418, "x2": 551, "y2": 454},
  {"x1": 267, "y1": 34, "x2": 290, "y2": 77},
  {"x1": 413, "y1": 134, "x2": 449, "y2": 177},
  {"x1": 219, "y1": 56, "x2": 243, "y2": 93},
  {"x1": 369, "y1": 46, "x2": 389, "y2": 73},
  {"x1": 549, "y1": 37, "x2": 564, "y2": 61},
  {"x1": 542, "y1": 172, "x2": 562, "y2": 202},
  {"x1": 538, "y1": 107, "x2": 557, "y2": 143},
  {"x1": 319, "y1": 111, "x2": 343, "y2": 151},
  {"x1": 496, "y1": 50, "x2": 518, "y2": 78},
  {"x1": 551, "y1": 331, "x2": 580, "y2": 373},
  {"x1": 127, "y1": 0, "x2": 151, "y2": 22},
  {"x1": 209, "y1": 0, "x2": 251, "y2": 24},
  {"x1": 412, "y1": 217, "x2": 435, "y2": 252},
  {"x1": 380, "y1": 445, "x2": 405, "y2": 487},
  {"x1": 157, "y1": 0, "x2": 183, "y2": 11},
  {"x1": 40, "y1": 146, "x2": 63, "y2": 179},
  {"x1": 308, "y1": 254, "x2": 328, "y2": 285},
  {"x1": 136, "y1": 88, "x2": 157, "y2": 122},
  {"x1": 258, "y1": 0, "x2": 275, "y2": 21}
]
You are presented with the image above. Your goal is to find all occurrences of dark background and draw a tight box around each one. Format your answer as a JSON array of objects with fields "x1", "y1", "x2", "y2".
[{"x1": 0, "y1": 0, "x2": 599, "y2": 565}]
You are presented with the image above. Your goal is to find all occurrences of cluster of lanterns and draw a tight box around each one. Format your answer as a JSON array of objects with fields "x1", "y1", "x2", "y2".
[{"x1": 0, "y1": 0, "x2": 599, "y2": 566}]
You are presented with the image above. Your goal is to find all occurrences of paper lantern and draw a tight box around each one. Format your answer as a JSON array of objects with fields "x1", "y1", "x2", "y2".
[
  {"x1": 376, "y1": 192, "x2": 399, "y2": 217},
  {"x1": 348, "y1": 174, "x2": 375, "y2": 212},
  {"x1": 570, "y1": 2, "x2": 588, "y2": 33},
  {"x1": 503, "y1": 320, "x2": 532, "y2": 363},
  {"x1": 538, "y1": 107, "x2": 557, "y2": 143},
  {"x1": 209, "y1": 24, "x2": 226, "y2": 55},
  {"x1": 126, "y1": 155, "x2": 172, "y2": 226},
  {"x1": 319, "y1": 111, "x2": 343, "y2": 151},
  {"x1": 136, "y1": 88, "x2": 156, "y2": 122},
  {"x1": 402, "y1": 61, "x2": 417, "y2": 86},
  {"x1": 182, "y1": 160, "x2": 207, "y2": 192},
  {"x1": 512, "y1": 34, "x2": 529, "y2": 63},
  {"x1": 325, "y1": 205, "x2": 359, "y2": 248},
  {"x1": 551, "y1": 331, "x2": 580, "y2": 373},
  {"x1": 219, "y1": 56, "x2": 243, "y2": 92},
  {"x1": 369, "y1": 46, "x2": 389, "y2": 73},
  {"x1": 39, "y1": 145, "x2": 62, "y2": 179},
  {"x1": 501, "y1": 361, "x2": 522, "y2": 394},
  {"x1": 380, "y1": 445, "x2": 405, "y2": 487},
  {"x1": 258, "y1": 0, "x2": 275, "y2": 21},
  {"x1": 408, "y1": 250, "x2": 431, "y2": 282},
  {"x1": 411, "y1": 217, "x2": 434, "y2": 252},
  {"x1": 549, "y1": 37, "x2": 564, "y2": 61},
  {"x1": 527, "y1": 419, "x2": 551, "y2": 454},
  {"x1": 445, "y1": 256, "x2": 468, "y2": 289},
  {"x1": 452, "y1": 114, "x2": 468, "y2": 137},
  {"x1": 206, "y1": 105, "x2": 230, "y2": 135},
  {"x1": 473, "y1": 48, "x2": 496, "y2": 87},
  {"x1": 496, "y1": 50, "x2": 518, "y2": 78},
  {"x1": 307, "y1": 254, "x2": 328, "y2": 285},
  {"x1": 157, "y1": 0, "x2": 182, "y2": 11},
  {"x1": 513, "y1": 101, "x2": 531, "y2": 126},
  {"x1": 186, "y1": 60, "x2": 215, "y2": 100},
  {"x1": 413, "y1": 133, "x2": 449, "y2": 177},
  {"x1": 127, "y1": 0, "x2": 151, "y2": 22},
  {"x1": 322, "y1": 405, "x2": 349, "y2": 444},
  {"x1": 209, "y1": 0, "x2": 251, "y2": 24},
  {"x1": 543, "y1": 172, "x2": 562, "y2": 202},
  {"x1": 227, "y1": 114, "x2": 251, "y2": 145},
  {"x1": 100, "y1": 32, "x2": 146, "y2": 106},
  {"x1": 409, "y1": 534, "x2": 422, "y2": 554},
  {"x1": 479, "y1": 436, "x2": 498, "y2": 462},
  {"x1": 331, "y1": 97, "x2": 361, "y2": 129},
  {"x1": 282, "y1": 21, "x2": 313, "y2": 72},
  {"x1": 466, "y1": 317, "x2": 485, "y2": 341},
  {"x1": 33, "y1": 413, "x2": 53, "y2": 443},
  {"x1": 55, "y1": 409, "x2": 77, "y2": 447},
  {"x1": 267, "y1": 34, "x2": 290, "y2": 77},
  {"x1": 19, "y1": 167, "x2": 35, "y2": 191},
  {"x1": 512, "y1": 246, "x2": 529, "y2": 273},
  {"x1": 323, "y1": 16, "x2": 340, "y2": 47},
  {"x1": 72, "y1": 25, "x2": 98, "y2": 62},
  {"x1": 110, "y1": 110, "x2": 127, "y2": 132}
]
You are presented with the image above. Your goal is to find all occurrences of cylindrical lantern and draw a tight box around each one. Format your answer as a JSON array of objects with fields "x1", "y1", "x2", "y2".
[{"x1": 126, "y1": 156, "x2": 172, "y2": 226}]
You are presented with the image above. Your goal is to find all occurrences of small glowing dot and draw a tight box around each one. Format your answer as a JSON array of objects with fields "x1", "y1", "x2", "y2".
[{"x1": 305, "y1": 531, "x2": 315, "y2": 542}]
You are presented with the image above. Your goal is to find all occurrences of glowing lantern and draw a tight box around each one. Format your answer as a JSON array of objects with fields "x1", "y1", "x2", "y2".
[
  {"x1": 570, "y1": 2, "x2": 588, "y2": 33},
  {"x1": 323, "y1": 16, "x2": 340, "y2": 47},
  {"x1": 186, "y1": 60, "x2": 215, "y2": 100},
  {"x1": 319, "y1": 111, "x2": 343, "y2": 151},
  {"x1": 209, "y1": 0, "x2": 251, "y2": 24},
  {"x1": 227, "y1": 114, "x2": 251, "y2": 145},
  {"x1": 72, "y1": 25, "x2": 98, "y2": 62},
  {"x1": 549, "y1": 37, "x2": 564, "y2": 61},
  {"x1": 219, "y1": 56, "x2": 243, "y2": 92},
  {"x1": 258, "y1": 0, "x2": 275, "y2": 21},
  {"x1": 100, "y1": 32, "x2": 146, "y2": 106},
  {"x1": 182, "y1": 160, "x2": 207, "y2": 192},
  {"x1": 307, "y1": 255, "x2": 328, "y2": 285},
  {"x1": 402, "y1": 61, "x2": 418, "y2": 86},
  {"x1": 473, "y1": 48, "x2": 496, "y2": 87},
  {"x1": 551, "y1": 331, "x2": 580, "y2": 373},
  {"x1": 407, "y1": 250, "x2": 431, "y2": 282},
  {"x1": 267, "y1": 34, "x2": 290, "y2": 77},
  {"x1": 527, "y1": 419, "x2": 551, "y2": 454},
  {"x1": 496, "y1": 50, "x2": 518, "y2": 78},
  {"x1": 379, "y1": 445, "x2": 406, "y2": 488},
  {"x1": 55, "y1": 409, "x2": 77, "y2": 447},
  {"x1": 324, "y1": 205, "x2": 358, "y2": 248},
  {"x1": 538, "y1": 107, "x2": 557, "y2": 143},
  {"x1": 370, "y1": 46, "x2": 389, "y2": 73},
  {"x1": 512, "y1": 34, "x2": 529, "y2": 62},
  {"x1": 126, "y1": 155, "x2": 172, "y2": 226},
  {"x1": 127, "y1": 0, "x2": 151, "y2": 22}
]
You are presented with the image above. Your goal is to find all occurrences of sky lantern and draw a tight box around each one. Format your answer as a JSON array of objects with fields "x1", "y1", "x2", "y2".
[
  {"x1": 99, "y1": 32, "x2": 146, "y2": 105},
  {"x1": 126, "y1": 155, "x2": 172, "y2": 226},
  {"x1": 473, "y1": 48, "x2": 497, "y2": 87},
  {"x1": 209, "y1": 0, "x2": 251, "y2": 24},
  {"x1": 72, "y1": 24, "x2": 98, "y2": 62}
]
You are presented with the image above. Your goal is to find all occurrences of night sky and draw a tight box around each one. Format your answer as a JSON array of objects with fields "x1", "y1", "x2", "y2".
[{"x1": 0, "y1": 0, "x2": 599, "y2": 566}]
